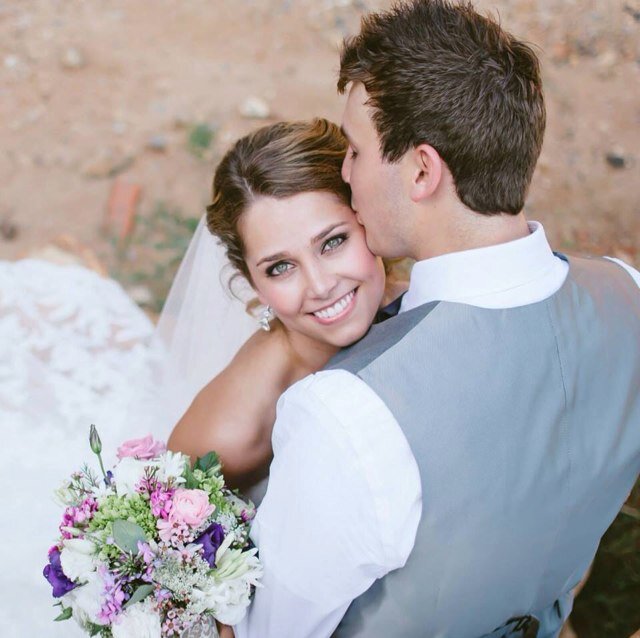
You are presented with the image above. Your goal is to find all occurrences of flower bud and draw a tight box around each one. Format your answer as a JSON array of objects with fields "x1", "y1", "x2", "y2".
[{"x1": 89, "y1": 424, "x2": 102, "y2": 455}]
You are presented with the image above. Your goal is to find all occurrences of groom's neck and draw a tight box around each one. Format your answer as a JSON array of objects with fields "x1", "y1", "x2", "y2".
[{"x1": 413, "y1": 209, "x2": 531, "y2": 262}]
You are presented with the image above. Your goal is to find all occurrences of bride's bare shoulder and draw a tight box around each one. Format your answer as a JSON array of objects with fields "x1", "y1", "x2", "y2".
[{"x1": 167, "y1": 327, "x2": 290, "y2": 475}]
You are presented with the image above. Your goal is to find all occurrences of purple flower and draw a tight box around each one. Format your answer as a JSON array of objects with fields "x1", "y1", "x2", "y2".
[
  {"x1": 97, "y1": 564, "x2": 126, "y2": 624},
  {"x1": 59, "y1": 497, "x2": 98, "y2": 538},
  {"x1": 43, "y1": 547, "x2": 77, "y2": 598},
  {"x1": 194, "y1": 522, "x2": 225, "y2": 568}
]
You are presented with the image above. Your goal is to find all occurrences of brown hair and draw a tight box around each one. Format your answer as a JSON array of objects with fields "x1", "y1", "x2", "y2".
[
  {"x1": 338, "y1": 0, "x2": 546, "y2": 214},
  {"x1": 206, "y1": 118, "x2": 351, "y2": 284}
]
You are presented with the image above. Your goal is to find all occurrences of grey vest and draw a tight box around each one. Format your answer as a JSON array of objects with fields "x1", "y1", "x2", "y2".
[{"x1": 327, "y1": 256, "x2": 640, "y2": 638}]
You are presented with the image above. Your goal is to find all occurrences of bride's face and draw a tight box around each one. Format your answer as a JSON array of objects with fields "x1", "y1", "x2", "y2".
[{"x1": 240, "y1": 190, "x2": 386, "y2": 348}]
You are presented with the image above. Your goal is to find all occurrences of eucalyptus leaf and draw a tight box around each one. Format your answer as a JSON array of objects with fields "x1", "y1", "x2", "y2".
[
  {"x1": 112, "y1": 519, "x2": 147, "y2": 554},
  {"x1": 124, "y1": 584, "x2": 154, "y2": 609},
  {"x1": 54, "y1": 607, "x2": 73, "y2": 621}
]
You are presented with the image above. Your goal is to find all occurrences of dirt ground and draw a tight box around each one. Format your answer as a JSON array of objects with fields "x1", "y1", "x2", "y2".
[
  {"x1": 0, "y1": 0, "x2": 640, "y2": 638},
  {"x1": 1, "y1": 0, "x2": 639, "y2": 268},
  {"x1": 2, "y1": 0, "x2": 639, "y2": 634}
]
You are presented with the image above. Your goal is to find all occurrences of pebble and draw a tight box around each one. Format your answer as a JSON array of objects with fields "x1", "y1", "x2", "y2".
[
  {"x1": 0, "y1": 217, "x2": 18, "y2": 241},
  {"x1": 126, "y1": 285, "x2": 155, "y2": 307},
  {"x1": 605, "y1": 152, "x2": 626, "y2": 169},
  {"x1": 239, "y1": 96, "x2": 271, "y2": 120},
  {"x1": 112, "y1": 120, "x2": 128, "y2": 136},
  {"x1": 60, "y1": 47, "x2": 86, "y2": 70},
  {"x1": 147, "y1": 134, "x2": 168, "y2": 152},
  {"x1": 624, "y1": 4, "x2": 640, "y2": 23},
  {"x1": 4, "y1": 54, "x2": 20, "y2": 70}
]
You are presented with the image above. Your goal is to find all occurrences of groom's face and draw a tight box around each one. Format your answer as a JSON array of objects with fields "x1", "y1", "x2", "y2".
[{"x1": 341, "y1": 82, "x2": 408, "y2": 259}]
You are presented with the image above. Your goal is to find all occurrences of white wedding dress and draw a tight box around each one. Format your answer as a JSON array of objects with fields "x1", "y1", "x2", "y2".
[{"x1": 0, "y1": 222, "x2": 257, "y2": 636}]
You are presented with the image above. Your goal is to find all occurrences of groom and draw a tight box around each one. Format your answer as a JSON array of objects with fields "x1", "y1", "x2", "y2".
[{"x1": 235, "y1": 1, "x2": 640, "y2": 637}]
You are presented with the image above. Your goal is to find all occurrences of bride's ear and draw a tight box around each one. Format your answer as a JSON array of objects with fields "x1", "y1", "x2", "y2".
[{"x1": 408, "y1": 144, "x2": 443, "y2": 203}]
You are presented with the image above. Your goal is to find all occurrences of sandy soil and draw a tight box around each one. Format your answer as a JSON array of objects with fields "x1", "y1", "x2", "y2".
[{"x1": 1, "y1": 0, "x2": 638, "y2": 265}]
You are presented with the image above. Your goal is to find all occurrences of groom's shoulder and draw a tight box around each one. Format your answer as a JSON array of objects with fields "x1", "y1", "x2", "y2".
[{"x1": 326, "y1": 300, "x2": 442, "y2": 374}]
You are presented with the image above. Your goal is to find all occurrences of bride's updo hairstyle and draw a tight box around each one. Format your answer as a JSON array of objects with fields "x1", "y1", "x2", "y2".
[{"x1": 206, "y1": 118, "x2": 350, "y2": 285}]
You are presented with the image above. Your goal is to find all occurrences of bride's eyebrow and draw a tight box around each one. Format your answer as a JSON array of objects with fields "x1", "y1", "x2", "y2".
[
  {"x1": 312, "y1": 222, "x2": 348, "y2": 245},
  {"x1": 256, "y1": 223, "x2": 348, "y2": 267}
]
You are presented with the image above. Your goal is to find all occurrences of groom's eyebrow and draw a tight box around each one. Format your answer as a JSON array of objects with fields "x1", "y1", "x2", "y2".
[{"x1": 340, "y1": 125, "x2": 353, "y2": 144}]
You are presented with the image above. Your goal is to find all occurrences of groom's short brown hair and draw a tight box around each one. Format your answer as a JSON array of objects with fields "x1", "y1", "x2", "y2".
[{"x1": 338, "y1": 0, "x2": 545, "y2": 215}]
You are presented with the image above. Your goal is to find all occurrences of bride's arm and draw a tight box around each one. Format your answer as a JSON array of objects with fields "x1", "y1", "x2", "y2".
[{"x1": 168, "y1": 332, "x2": 280, "y2": 491}]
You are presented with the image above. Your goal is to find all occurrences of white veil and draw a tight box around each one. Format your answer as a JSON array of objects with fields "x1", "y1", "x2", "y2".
[{"x1": 154, "y1": 216, "x2": 258, "y2": 439}]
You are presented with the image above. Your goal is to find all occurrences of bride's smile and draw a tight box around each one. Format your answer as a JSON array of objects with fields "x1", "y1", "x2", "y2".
[{"x1": 240, "y1": 189, "x2": 385, "y2": 348}]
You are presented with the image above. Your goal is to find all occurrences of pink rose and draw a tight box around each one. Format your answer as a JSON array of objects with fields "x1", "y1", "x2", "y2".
[
  {"x1": 116, "y1": 435, "x2": 166, "y2": 460},
  {"x1": 169, "y1": 488, "x2": 215, "y2": 528}
]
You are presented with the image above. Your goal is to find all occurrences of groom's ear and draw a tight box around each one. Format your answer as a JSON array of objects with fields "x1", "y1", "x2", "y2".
[{"x1": 408, "y1": 144, "x2": 443, "y2": 203}]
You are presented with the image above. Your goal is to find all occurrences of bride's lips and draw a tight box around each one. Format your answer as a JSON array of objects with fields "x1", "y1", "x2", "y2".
[{"x1": 309, "y1": 288, "x2": 358, "y2": 325}]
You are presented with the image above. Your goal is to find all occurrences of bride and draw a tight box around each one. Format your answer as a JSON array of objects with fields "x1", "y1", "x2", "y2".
[
  {"x1": 168, "y1": 118, "x2": 397, "y2": 496},
  {"x1": 2, "y1": 118, "x2": 399, "y2": 635}
]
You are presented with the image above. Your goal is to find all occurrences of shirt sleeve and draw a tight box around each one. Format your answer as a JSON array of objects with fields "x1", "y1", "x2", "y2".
[{"x1": 233, "y1": 369, "x2": 422, "y2": 638}]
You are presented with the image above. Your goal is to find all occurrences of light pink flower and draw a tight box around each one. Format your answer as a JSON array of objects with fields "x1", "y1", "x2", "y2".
[
  {"x1": 169, "y1": 489, "x2": 214, "y2": 528},
  {"x1": 116, "y1": 435, "x2": 166, "y2": 460}
]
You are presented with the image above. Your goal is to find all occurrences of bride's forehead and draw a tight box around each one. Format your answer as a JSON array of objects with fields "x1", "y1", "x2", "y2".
[{"x1": 242, "y1": 192, "x2": 352, "y2": 232}]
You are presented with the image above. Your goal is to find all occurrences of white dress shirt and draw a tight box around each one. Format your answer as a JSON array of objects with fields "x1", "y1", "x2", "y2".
[{"x1": 234, "y1": 222, "x2": 640, "y2": 637}]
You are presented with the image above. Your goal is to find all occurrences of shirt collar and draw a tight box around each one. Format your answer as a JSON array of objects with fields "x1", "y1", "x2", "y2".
[{"x1": 400, "y1": 221, "x2": 559, "y2": 312}]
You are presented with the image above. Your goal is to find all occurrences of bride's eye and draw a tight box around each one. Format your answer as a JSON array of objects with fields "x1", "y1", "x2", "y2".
[
  {"x1": 266, "y1": 261, "x2": 293, "y2": 277},
  {"x1": 348, "y1": 146, "x2": 358, "y2": 159},
  {"x1": 322, "y1": 233, "x2": 348, "y2": 253}
]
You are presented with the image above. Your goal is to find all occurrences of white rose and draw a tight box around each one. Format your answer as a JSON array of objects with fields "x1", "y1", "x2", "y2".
[
  {"x1": 112, "y1": 600, "x2": 162, "y2": 638},
  {"x1": 62, "y1": 569, "x2": 105, "y2": 629},
  {"x1": 112, "y1": 456, "x2": 153, "y2": 496},
  {"x1": 60, "y1": 538, "x2": 98, "y2": 582}
]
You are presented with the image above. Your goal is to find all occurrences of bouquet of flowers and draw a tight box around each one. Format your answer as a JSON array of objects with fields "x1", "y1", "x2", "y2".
[{"x1": 43, "y1": 425, "x2": 262, "y2": 637}]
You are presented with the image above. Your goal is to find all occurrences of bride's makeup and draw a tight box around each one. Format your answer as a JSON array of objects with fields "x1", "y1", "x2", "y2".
[{"x1": 240, "y1": 190, "x2": 385, "y2": 349}]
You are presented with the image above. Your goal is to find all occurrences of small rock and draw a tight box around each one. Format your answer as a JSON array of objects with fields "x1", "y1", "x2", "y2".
[
  {"x1": 4, "y1": 54, "x2": 19, "y2": 70},
  {"x1": 0, "y1": 217, "x2": 18, "y2": 241},
  {"x1": 112, "y1": 120, "x2": 127, "y2": 135},
  {"x1": 173, "y1": 114, "x2": 191, "y2": 129},
  {"x1": 126, "y1": 285, "x2": 154, "y2": 307},
  {"x1": 624, "y1": 4, "x2": 640, "y2": 23},
  {"x1": 60, "y1": 47, "x2": 86, "y2": 70},
  {"x1": 239, "y1": 96, "x2": 271, "y2": 120},
  {"x1": 596, "y1": 50, "x2": 618, "y2": 78},
  {"x1": 147, "y1": 134, "x2": 168, "y2": 152},
  {"x1": 605, "y1": 152, "x2": 626, "y2": 169}
]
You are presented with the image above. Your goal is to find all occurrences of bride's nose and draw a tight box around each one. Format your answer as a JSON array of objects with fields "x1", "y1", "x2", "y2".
[{"x1": 305, "y1": 263, "x2": 338, "y2": 299}]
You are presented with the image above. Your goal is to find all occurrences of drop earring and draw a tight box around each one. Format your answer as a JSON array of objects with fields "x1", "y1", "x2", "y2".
[{"x1": 259, "y1": 306, "x2": 274, "y2": 332}]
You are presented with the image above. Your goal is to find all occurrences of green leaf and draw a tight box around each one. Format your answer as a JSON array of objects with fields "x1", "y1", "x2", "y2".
[
  {"x1": 86, "y1": 622, "x2": 103, "y2": 636},
  {"x1": 183, "y1": 463, "x2": 199, "y2": 489},
  {"x1": 54, "y1": 607, "x2": 73, "y2": 621},
  {"x1": 195, "y1": 451, "x2": 220, "y2": 473},
  {"x1": 112, "y1": 519, "x2": 146, "y2": 554},
  {"x1": 124, "y1": 583, "x2": 154, "y2": 609}
]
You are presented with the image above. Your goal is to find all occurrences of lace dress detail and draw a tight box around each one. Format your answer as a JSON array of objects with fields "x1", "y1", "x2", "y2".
[{"x1": 0, "y1": 260, "x2": 165, "y2": 636}]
